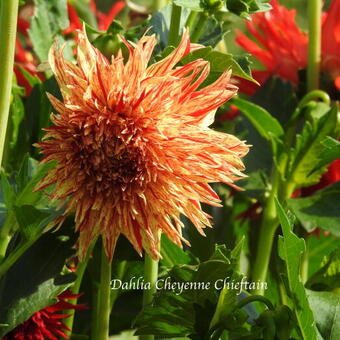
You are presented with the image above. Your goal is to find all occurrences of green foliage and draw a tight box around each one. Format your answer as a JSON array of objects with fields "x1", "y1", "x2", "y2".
[
  {"x1": 134, "y1": 245, "x2": 244, "y2": 338},
  {"x1": 288, "y1": 182, "x2": 340, "y2": 236},
  {"x1": 182, "y1": 47, "x2": 254, "y2": 83},
  {"x1": 311, "y1": 137, "x2": 340, "y2": 172},
  {"x1": 307, "y1": 290, "x2": 340, "y2": 340},
  {"x1": 0, "y1": 232, "x2": 75, "y2": 337},
  {"x1": 276, "y1": 199, "x2": 318, "y2": 340},
  {"x1": 28, "y1": 0, "x2": 70, "y2": 62},
  {"x1": 3, "y1": 85, "x2": 26, "y2": 171},
  {"x1": 225, "y1": 0, "x2": 272, "y2": 18},
  {"x1": 232, "y1": 97, "x2": 284, "y2": 153},
  {"x1": 306, "y1": 247, "x2": 340, "y2": 292},
  {"x1": 287, "y1": 105, "x2": 338, "y2": 187},
  {"x1": 160, "y1": 234, "x2": 197, "y2": 267},
  {"x1": 174, "y1": 0, "x2": 271, "y2": 17}
]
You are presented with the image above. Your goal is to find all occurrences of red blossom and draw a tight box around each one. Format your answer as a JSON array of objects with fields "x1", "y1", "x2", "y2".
[
  {"x1": 235, "y1": 0, "x2": 308, "y2": 94},
  {"x1": 1, "y1": 291, "x2": 86, "y2": 340},
  {"x1": 321, "y1": 0, "x2": 340, "y2": 90}
]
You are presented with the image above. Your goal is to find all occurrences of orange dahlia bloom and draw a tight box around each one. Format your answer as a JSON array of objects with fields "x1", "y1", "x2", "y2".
[{"x1": 36, "y1": 30, "x2": 249, "y2": 261}]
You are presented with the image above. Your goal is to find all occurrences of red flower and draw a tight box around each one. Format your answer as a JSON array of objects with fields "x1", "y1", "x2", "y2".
[
  {"x1": 235, "y1": 0, "x2": 308, "y2": 94},
  {"x1": 236, "y1": 0, "x2": 340, "y2": 94},
  {"x1": 1, "y1": 291, "x2": 86, "y2": 340},
  {"x1": 65, "y1": 0, "x2": 125, "y2": 34},
  {"x1": 322, "y1": 0, "x2": 340, "y2": 90}
]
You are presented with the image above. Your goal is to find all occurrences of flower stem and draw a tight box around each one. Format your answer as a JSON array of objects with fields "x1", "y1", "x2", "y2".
[
  {"x1": 252, "y1": 174, "x2": 280, "y2": 295},
  {"x1": 185, "y1": 11, "x2": 198, "y2": 31},
  {"x1": 64, "y1": 241, "x2": 96, "y2": 336},
  {"x1": 110, "y1": 260, "x2": 127, "y2": 311},
  {"x1": 190, "y1": 12, "x2": 208, "y2": 43},
  {"x1": 0, "y1": 0, "x2": 19, "y2": 166},
  {"x1": 307, "y1": 0, "x2": 322, "y2": 91},
  {"x1": 168, "y1": 4, "x2": 182, "y2": 46},
  {"x1": 92, "y1": 247, "x2": 112, "y2": 340},
  {"x1": 140, "y1": 253, "x2": 159, "y2": 340},
  {"x1": 0, "y1": 212, "x2": 16, "y2": 262}
]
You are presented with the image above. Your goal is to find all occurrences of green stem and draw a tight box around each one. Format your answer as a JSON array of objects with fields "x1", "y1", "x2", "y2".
[
  {"x1": 190, "y1": 12, "x2": 208, "y2": 43},
  {"x1": 185, "y1": 11, "x2": 198, "y2": 31},
  {"x1": 307, "y1": 0, "x2": 322, "y2": 91},
  {"x1": 92, "y1": 247, "x2": 112, "y2": 340},
  {"x1": 64, "y1": 241, "x2": 96, "y2": 336},
  {"x1": 110, "y1": 260, "x2": 127, "y2": 311},
  {"x1": 252, "y1": 175, "x2": 280, "y2": 295},
  {"x1": 152, "y1": 0, "x2": 168, "y2": 11},
  {"x1": 0, "y1": 0, "x2": 19, "y2": 166},
  {"x1": 140, "y1": 253, "x2": 159, "y2": 340},
  {"x1": 0, "y1": 212, "x2": 16, "y2": 262},
  {"x1": 168, "y1": 4, "x2": 182, "y2": 46}
]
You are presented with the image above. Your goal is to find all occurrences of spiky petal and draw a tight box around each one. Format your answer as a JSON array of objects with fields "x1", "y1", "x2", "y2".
[{"x1": 35, "y1": 29, "x2": 249, "y2": 261}]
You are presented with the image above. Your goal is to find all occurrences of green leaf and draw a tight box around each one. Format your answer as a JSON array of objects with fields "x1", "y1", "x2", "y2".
[
  {"x1": 13, "y1": 205, "x2": 58, "y2": 241},
  {"x1": 0, "y1": 232, "x2": 75, "y2": 337},
  {"x1": 251, "y1": 76, "x2": 298, "y2": 127},
  {"x1": 0, "y1": 174, "x2": 16, "y2": 208},
  {"x1": 306, "y1": 247, "x2": 340, "y2": 292},
  {"x1": 16, "y1": 160, "x2": 56, "y2": 207},
  {"x1": 226, "y1": 0, "x2": 272, "y2": 18},
  {"x1": 160, "y1": 234, "x2": 196, "y2": 268},
  {"x1": 307, "y1": 233, "x2": 339, "y2": 278},
  {"x1": 232, "y1": 97, "x2": 284, "y2": 152},
  {"x1": 287, "y1": 182, "x2": 340, "y2": 237},
  {"x1": 135, "y1": 245, "x2": 243, "y2": 338},
  {"x1": 182, "y1": 47, "x2": 255, "y2": 83},
  {"x1": 276, "y1": 198, "x2": 318, "y2": 340},
  {"x1": 29, "y1": 0, "x2": 69, "y2": 62},
  {"x1": 288, "y1": 105, "x2": 338, "y2": 187},
  {"x1": 311, "y1": 137, "x2": 340, "y2": 172},
  {"x1": 307, "y1": 290, "x2": 340, "y2": 340}
]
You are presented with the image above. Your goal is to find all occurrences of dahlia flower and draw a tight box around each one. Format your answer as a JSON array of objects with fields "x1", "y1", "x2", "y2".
[
  {"x1": 235, "y1": 0, "x2": 308, "y2": 94},
  {"x1": 1, "y1": 291, "x2": 85, "y2": 340},
  {"x1": 322, "y1": 0, "x2": 340, "y2": 90},
  {"x1": 236, "y1": 0, "x2": 340, "y2": 94},
  {"x1": 36, "y1": 29, "x2": 249, "y2": 261}
]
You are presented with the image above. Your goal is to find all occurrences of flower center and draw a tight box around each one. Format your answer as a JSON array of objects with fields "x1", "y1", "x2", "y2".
[{"x1": 77, "y1": 120, "x2": 145, "y2": 195}]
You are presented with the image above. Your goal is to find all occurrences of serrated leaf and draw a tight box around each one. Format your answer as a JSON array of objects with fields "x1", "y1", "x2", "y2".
[
  {"x1": 135, "y1": 245, "x2": 241, "y2": 338},
  {"x1": 276, "y1": 198, "x2": 318, "y2": 340},
  {"x1": 16, "y1": 161, "x2": 56, "y2": 207},
  {"x1": 182, "y1": 47, "x2": 255, "y2": 83},
  {"x1": 307, "y1": 290, "x2": 340, "y2": 340},
  {"x1": 288, "y1": 182, "x2": 340, "y2": 237},
  {"x1": 29, "y1": 0, "x2": 69, "y2": 62},
  {"x1": 0, "y1": 232, "x2": 75, "y2": 337},
  {"x1": 306, "y1": 247, "x2": 340, "y2": 292},
  {"x1": 232, "y1": 97, "x2": 284, "y2": 153},
  {"x1": 13, "y1": 205, "x2": 59, "y2": 240},
  {"x1": 311, "y1": 137, "x2": 340, "y2": 173},
  {"x1": 226, "y1": 0, "x2": 271, "y2": 18},
  {"x1": 160, "y1": 234, "x2": 196, "y2": 268},
  {"x1": 288, "y1": 105, "x2": 338, "y2": 187}
]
